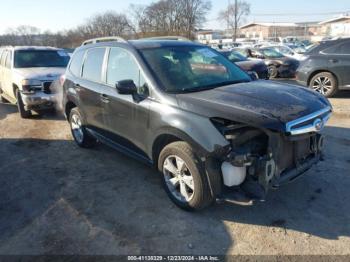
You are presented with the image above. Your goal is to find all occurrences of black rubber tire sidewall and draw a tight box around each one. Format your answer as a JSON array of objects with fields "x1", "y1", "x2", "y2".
[
  {"x1": 158, "y1": 141, "x2": 214, "y2": 211},
  {"x1": 309, "y1": 72, "x2": 338, "y2": 97},
  {"x1": 69, "y1": 108, "x2": 96, "y2": 148},
  {"x1": 16, "y1": 90, "x2": 31, "y2": 118}
]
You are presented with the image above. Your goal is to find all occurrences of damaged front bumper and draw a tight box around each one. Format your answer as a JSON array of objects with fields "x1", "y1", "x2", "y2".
[
  {"x1": 21, "y1": 91, "x2": 56, "y2": 110},
  {"x1": 215, "y1": 132, "x2": 325, "y2": 204}
]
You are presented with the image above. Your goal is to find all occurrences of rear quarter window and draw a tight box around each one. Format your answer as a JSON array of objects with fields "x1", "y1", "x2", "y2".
[
  {"x1": 69, "y1": 50, "x2": 85, "y2": 77},
  {"x1": 0, "y1": 51, "x2": 8, "y2": 66},
  {"x1": 5, "y1": 51, "x2": 12, "y2": 68}
]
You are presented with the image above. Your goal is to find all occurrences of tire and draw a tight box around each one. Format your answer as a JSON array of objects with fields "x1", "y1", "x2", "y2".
[
  {"x1": 0, "y1": 94, "x2": 7, "y2": 103},
  {"x1": 158, "y1": 141, "x2": 214, "y2": 211},
  {"x1": 309, "y1": 72, "x2": 338, "y2": 97},
  {"x1": 69, "y1": 108, "x2": 97, "y2": 148},
  {"x1": 16, "y1": 90, "x2": 32, "y2": 118},
  {"x1": 268, "y1": 65, "x2": 278, "y2": 79}
]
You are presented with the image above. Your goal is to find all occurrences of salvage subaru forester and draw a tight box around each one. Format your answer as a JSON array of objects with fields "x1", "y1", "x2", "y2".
[{"x1": 62, "y1": 37, "x2": 332, "y2": 211}]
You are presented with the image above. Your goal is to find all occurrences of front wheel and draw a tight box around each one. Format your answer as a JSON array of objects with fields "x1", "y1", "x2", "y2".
[
  {"x1": 309, "y1": 72, "x2": 338, "y2": 97},
  {"x1": 16, "y1": 90, "x2": 32, "y2": 118},
  {"x1": 158, "y1": 141, "x2": 214, "y2": 211},
  {"x1": 69, "y1": 108, "x2": 97, "y2": 148}
]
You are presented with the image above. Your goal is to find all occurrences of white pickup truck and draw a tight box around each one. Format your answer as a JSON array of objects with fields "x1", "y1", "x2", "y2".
[{"x1": 0, "y1": 46, "x2": 69, "y2": 118}]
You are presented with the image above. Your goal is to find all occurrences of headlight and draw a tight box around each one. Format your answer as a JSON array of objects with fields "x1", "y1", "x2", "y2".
[
  {"x1": 21, "y1": 79, "x2": 42, "y2": 86},
  {"x1": 21, "y1": 79, "x2": 42, "y2": 94}
]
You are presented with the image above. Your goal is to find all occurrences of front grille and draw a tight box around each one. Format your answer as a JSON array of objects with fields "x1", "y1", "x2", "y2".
[
  {"x1": 286, "y1": 107, "x2": 332, "y2": 135},
  {"x1": 43, "y1": 82, "x2": 53, "y2": 94}
]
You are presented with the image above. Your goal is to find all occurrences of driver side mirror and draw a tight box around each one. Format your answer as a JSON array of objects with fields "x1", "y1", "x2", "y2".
[{"x1": 116, "y1": 80, "x2": 137, "y2": 95}]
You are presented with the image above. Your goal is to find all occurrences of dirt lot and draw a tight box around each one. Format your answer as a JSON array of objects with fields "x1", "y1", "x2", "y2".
[{"x1": 0, "y1": 86, "x2": 349, "y2": 255}]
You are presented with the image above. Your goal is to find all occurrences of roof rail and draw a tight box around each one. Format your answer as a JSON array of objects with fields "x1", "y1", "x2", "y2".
[
  {"x1": 142, "y1": 36, "x2": 192, "y2": 42},
  {"x1": 81, "y1": 36, "x2": 128, "y2": 46}
]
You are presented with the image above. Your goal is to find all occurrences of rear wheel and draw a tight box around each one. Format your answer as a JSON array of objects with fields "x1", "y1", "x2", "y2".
[
  {"x1": 158, "y1": 141, "x2": 214, "y2": 211},
  {"x1": 16, "y1": 90, "x2": 32, "y2": 118},
  {"x1": 309, "y1": 72, "x2": 338, "y2": 97},
  {"x1": 69, "y1": 108, "x2": 97, "y2": 148},
  {"x1": 268, "y1": 65, "x2": 278, "y2": 79}
]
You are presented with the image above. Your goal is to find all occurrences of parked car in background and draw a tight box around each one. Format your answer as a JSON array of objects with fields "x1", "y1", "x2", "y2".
[
  {"x1": 220, "y1": 50, "x2": 269, "y2": 79},
  {"x1": 296, "y1": 38, "x2": 350, "y2": 97},
  {"x1": 269, "y1": 45, "x2": 305, "y2": 60},
  {"x1": 62, "y1": 37, "x2": 331, "y2": 211},
  {"x1": 0, "y1": 46, "x2": 69, "y2": 118},
  {"x1": 235, "y1": 47, "x2": 299, "y2": 78}
]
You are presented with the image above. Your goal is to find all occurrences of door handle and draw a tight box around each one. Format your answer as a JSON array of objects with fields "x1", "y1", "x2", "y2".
[
  {"x1": 330, "y1": 59, "x2": 339, "y2": 63},
  {"x1": 100, "y1": 94, "x2": 110, "y2": 103}
]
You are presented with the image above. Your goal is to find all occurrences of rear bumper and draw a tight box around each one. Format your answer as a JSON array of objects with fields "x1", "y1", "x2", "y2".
[{"x1": 21, "y1": 91, "x2": 55, "y2": 110}]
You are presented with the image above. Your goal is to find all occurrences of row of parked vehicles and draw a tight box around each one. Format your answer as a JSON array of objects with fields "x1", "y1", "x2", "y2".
[
  {"x1": 0, "y1": 36, "x2": 341, "y2": 211},
  {"x1": 214, "y1": 38, "x2": 350, "y2": 97}
]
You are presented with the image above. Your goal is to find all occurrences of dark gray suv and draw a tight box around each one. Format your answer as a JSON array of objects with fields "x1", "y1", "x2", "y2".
[{"x1": 62, "y1": 37, "x2": 332, "y2": 211}]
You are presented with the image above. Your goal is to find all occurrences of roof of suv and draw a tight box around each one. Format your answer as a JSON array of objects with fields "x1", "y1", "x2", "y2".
[
  {"x1": 79, "y1": 39, "x2": 202, "y2": 50},
  {"x1": 130, "y1": 40, "x2": 202, "y2": 49}
]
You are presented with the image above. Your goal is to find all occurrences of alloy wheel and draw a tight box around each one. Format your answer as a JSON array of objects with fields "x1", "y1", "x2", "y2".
[
  {"x1": 163, "y1": 155, "x2": 195, "y2": 203},
  {"x1": 312, "y1": 76, "x2": 333, "y2": 95},
  {"x1": 71, "y1": 114, "x2": 84, "y2": 143}
]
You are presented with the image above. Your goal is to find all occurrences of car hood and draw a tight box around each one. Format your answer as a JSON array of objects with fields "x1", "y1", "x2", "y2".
[
  {"x1": 13, "y1": 67, "x2": 65, "y2": 80},
  {"x1": 176, "y1": 80, "x2": 330, "y2": 132}
]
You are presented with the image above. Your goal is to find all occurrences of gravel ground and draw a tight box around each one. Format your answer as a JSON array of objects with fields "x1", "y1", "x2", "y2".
[{"x1": 0, "y1": 83, "x2": 349, "y2": 256}]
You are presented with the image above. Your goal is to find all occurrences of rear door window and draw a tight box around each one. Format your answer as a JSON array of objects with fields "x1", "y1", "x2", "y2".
[
  {"x1": 323, "y1": 42, "x2": 350, "y2": 55},
  {"x1": 82, "y1": 48, "x2": 106, "y2": 82},
  {"x1": 338, "y1": 43, "x2": 350, "y2": 55}
]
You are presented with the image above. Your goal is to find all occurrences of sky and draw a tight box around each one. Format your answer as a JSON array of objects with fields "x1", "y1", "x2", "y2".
[{"x1": 0, "y1": 0, "x2": 350, "y2": 34}]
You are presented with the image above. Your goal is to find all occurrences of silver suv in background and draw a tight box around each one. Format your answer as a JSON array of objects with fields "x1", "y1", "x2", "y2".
[{"x1": 0, "y1": 46, "x2": 69, "y2": 118}]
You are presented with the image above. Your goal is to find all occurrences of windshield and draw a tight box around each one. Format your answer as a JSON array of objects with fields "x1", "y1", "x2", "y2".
[
  {"x1": 221, "y1": 51, "x2": 248, "y2": 62},
  {"x1": 260, "y1": 48, "x2": 284, "y2": 58},
  {"x1": 14, "y1": 50, "x2": 70, "y2": 68},
  {"x1": 140, "y1": 46, "x2": 251, "y2": 93},
  {"x1": 276, "y1": 46, "x2": 294, "y2": 55}
]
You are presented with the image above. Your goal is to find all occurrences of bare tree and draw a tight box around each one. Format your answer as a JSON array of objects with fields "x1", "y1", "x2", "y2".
[
  {"x1": 5, "y1": 25, "x2": 41, "y2": 45},
  {"x1": 85, "y1": 11, "x2": 133, "y2": 37},
  {"x1": 218, "y1": 0, "x2": 250, "y2": 41},
  {"x1": 131, "y1": 0, "x2": 211, "y2": 39}
]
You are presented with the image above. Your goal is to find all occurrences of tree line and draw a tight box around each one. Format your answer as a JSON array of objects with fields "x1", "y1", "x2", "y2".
[{"x1": 0, "y1": 0, "x2": 250, "y2": 48}]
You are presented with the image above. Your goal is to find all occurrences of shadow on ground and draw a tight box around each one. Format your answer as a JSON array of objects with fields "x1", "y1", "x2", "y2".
[
  {"x1": 0, "y1": 102, "x2": 17, "y2": 120},
  {"x1": 0, "y1": 126, "x2": 349, "y2": 255},
  {"x1": 0, "y1": 101, "x2": 65, "y2": 121}
]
